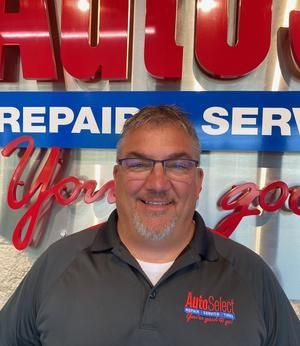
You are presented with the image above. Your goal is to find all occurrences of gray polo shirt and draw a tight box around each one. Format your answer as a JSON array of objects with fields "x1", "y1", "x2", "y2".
[{"x1": 0, "y1": 210, "x2": 299, "y2": 345}]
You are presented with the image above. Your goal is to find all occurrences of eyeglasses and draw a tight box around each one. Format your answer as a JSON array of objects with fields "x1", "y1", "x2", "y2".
[{"x1": 117, "y1": 157, "x2": 199, "y2": 180}]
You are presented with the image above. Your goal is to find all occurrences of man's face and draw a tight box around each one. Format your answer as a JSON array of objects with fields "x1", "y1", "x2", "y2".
[{"x1": 113, "y1": 124, "x2": 203, "y2": 244}]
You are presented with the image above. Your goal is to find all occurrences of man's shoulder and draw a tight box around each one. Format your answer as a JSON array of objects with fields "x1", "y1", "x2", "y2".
[
  {"x1": 29, "y1": 223, "x2": 107, "y2": 294},
  {"x1": 211, "y1": 232, "x2": 271, "y2": 281},
  {"x1": 195, "y1": 212, "x2": 268, "y2": 273},
  {"x1": 46, "y1": 223, "x2": 104, "y2": 258},
  {"x1": 45, "y1": 210, "x2": 118, "y2": 259},
  {"x1": 209, "y1": 232, "x2": 286, "y2": 308},
  {"x1": 212, "y1": 232, "x2": 263, "y2": 264}
]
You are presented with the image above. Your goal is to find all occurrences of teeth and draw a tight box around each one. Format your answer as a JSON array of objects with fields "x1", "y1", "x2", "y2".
[{"x1": 144, "y1": 201, "x2": 169, "y2": 205}]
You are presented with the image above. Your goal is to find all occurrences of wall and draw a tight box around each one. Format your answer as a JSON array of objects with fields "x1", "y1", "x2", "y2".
[{"x1": 0, "y1": 0, "x2": 299, "y2": 316}]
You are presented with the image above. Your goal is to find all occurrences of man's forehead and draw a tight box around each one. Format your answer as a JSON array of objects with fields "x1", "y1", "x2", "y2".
[
  {"x1": 118, "y1": 123, "x2": 199, "y2": 158},
  {"x1": 122, "y1": 122, "x2": 190, "y2": 139}
]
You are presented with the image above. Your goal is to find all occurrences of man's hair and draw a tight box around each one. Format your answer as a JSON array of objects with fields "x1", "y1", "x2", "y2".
[{"x1": 117, "y1": 105, "x2": 201, "y2": 157}]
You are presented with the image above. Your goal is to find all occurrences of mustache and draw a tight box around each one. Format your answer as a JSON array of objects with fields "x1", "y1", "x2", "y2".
[{"x1": 139, "y1": 191, "x2": 173, "y2": 200}]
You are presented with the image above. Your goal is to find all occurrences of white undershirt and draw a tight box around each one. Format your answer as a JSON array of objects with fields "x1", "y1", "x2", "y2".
[{"x1": 136, "y1": 259, "x2": 174, "y2": 285}]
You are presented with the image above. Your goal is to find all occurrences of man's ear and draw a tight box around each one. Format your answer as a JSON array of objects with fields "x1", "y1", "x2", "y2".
[
  {"x1": 113, "y1": 165, "x2": 119, "y2": 180},
  {"x1": 196, "y1": 168, "x2": 204, "y2": 194}
]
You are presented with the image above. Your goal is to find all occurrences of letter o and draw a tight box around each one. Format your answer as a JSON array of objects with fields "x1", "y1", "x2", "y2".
[
  {"x1": 259, "y1": 181, "x2": 289, "y2": 212},
  {"x1": 53, "y1": 176, "x2": 82, "y2": 205}
]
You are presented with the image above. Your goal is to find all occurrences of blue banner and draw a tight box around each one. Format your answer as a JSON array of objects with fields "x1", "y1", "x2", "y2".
[{"x1": 1, "y1": 91, "x2": 300, "y2": 152}]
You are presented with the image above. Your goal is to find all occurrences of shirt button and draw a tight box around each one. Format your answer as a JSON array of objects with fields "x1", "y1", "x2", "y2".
[{"x1": 150, "y1": 290, "x2": 157, "y2": 299}]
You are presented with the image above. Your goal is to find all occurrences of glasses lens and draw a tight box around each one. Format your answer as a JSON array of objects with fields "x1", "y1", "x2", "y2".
[
  {"x1": 121, "y1": 158, "x2": 152, "y2": 171},
  {"x1": 165, "y1": 159, "x2": 197, "y2": 177}
]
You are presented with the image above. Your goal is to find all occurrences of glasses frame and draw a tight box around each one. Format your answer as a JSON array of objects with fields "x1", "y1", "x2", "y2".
[{"x1": 117, "y1": 158, "x2": 199, "y2": 178}]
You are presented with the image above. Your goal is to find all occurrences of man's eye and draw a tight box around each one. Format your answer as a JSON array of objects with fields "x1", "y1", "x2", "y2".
[
  {"x1": 168, "y1": 160, "x2": 194, "y2": 171},
  {"x1": 127, "y1": 160, "x2": 148, "y2": 169},
  {"x1": 169, "y1": 161, "x2": 188, "y2": 169},
  {"x1": 131, "y1": 162, "x2": 144, "y2": 168}
]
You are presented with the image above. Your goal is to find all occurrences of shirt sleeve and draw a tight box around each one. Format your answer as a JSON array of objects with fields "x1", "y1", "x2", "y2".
[
  {"x1": 262, "y1": 264, "x2": 300, "y2": 345},
  {"x1": 214, "y1": 233, "x2": 300, "y2": 345},
  {"x1": 0, "y1": 253, "x2": 47, "y2": 346}
]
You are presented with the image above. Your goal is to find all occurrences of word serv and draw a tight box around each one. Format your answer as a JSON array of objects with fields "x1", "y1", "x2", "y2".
[{"x1": 200, "y1": 106, "x2": 300, "y2": 152}]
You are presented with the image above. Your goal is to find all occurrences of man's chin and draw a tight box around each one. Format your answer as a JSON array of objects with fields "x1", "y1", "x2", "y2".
[{"x1": 133, "y1": 213, "x2": 177, "y2": 241}]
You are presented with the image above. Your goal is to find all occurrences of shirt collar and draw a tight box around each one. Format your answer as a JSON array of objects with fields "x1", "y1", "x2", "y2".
[
  {"x1": 188, "y1": 211, "x2": 219, "y2": 262},
  {"x1": 88, "y1": 210, "x2": 121, "y2": 253},
  {"x1": 88, "y1": 209, "x2": 219, "y2": 262}
]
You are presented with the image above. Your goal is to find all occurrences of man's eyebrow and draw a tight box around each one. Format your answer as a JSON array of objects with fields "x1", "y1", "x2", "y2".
[
  {"x1": 165, "y1": 152, "x2": 195, "y2": 159},
  {"x1": 120, "y1": 152, "x2": 194, "y2": 159},
  {"x1": 120, "y1": 152, "x2": 148, "y2": 159}
]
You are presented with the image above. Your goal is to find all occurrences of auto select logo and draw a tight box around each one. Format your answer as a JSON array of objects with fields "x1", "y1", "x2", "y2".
[{"x1": 184, "y1": 291, "x2": 236, "y2": 326}]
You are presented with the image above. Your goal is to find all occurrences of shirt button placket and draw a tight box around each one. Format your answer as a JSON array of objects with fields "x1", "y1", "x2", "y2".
[
  {"x1": 149, "y1": 290, "x2": 156, "y2": 299},
  {"x1": 140, "y1": 288, "x2": 159, "y2": 328}
]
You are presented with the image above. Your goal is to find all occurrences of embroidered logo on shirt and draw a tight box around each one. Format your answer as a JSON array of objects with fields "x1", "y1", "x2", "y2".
[{"x1": 184, "y1": 291, "x2": 235, "y2": 326}]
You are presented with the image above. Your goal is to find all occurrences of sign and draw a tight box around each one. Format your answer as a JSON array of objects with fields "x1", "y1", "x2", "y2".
[
  {"x1": 1, "y1": 91, "x2": 300, "y2": 152},
  {"x1": 2, "y1": 136, "x2": 300, "y2": 250},
  {"x1": 0, "y1": 0, "x2": 299, "y2": 80},
  {"x1": 216, "y1": 181, "x2": 300, "y2": 237}
]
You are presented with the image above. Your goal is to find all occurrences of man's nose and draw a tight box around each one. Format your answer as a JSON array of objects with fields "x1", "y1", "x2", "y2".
[{"x1": 144, "y1": 162, "x2": 171, "y2": 190}]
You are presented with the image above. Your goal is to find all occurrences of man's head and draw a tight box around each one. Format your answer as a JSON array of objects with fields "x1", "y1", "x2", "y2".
[{"x1": 113, "y1": 105, "x2": 203, "y2": 258}]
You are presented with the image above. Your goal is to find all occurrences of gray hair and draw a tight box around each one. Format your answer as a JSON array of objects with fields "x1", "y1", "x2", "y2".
[{"x1": 117, "y1": 105, "x2": 201, "y2": 157}]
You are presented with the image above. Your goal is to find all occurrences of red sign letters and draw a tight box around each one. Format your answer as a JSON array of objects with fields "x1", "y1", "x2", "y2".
[
  {"x1": 1, "y1": 136, "x2": 115, "y2": 250},
  {"x1": 0, "y1": 0, "x2": 299, "y2": 80},
  {"x1": 2, "y1": 136, "x2": 300, "y2": 250},
  {"x1": 215, "y1": 182, "x2": 300, "y2": 237}
]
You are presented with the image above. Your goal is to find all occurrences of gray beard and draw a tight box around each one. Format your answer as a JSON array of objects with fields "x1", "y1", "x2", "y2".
[{"x1": 133, "y1": 212, "x2": 177, "y2": 241}]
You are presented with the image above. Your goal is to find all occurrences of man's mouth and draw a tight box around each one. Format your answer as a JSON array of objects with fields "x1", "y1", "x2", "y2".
[{"x1": 142, "y1": 200, "x2": 172, "y2": 206}]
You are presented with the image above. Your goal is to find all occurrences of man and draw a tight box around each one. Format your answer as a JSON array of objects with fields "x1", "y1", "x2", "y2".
[{"x1": 0, "y1": 105, "x2": 299, "y2": 345}]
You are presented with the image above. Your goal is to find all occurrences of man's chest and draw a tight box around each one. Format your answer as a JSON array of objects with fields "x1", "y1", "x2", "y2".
[{"x1": 37, "y1": 258, "x2": 267, "y2": 346}]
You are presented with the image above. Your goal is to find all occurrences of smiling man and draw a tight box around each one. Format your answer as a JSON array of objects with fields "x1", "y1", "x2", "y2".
[{"x1": 0, "y1": 105, "x2": 299, "y2": 346}]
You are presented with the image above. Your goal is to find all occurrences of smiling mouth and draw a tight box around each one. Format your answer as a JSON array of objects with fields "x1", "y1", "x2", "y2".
[{"x1": 141, "y1": 200, "x2": 173, "y2": 206}]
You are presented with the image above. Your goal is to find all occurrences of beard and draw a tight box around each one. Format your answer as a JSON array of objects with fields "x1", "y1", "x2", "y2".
[{"x1": 133, "y1": 211, "x2": 177, "y2": 241}]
